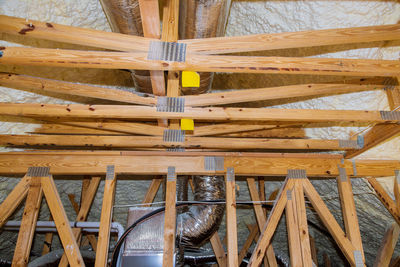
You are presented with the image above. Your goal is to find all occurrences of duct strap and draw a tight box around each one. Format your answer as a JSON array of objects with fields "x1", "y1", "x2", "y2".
[
  {"x1": 287, "y1": 169, "x2": 307, "y2": 179},
  {"x1": 27, "y1": 166, "x2": 50, "y2": 177},
  {"x1": 157, "y1": 96, "x2": 185, "y2": 112},
  {"x1": 163, "y1": 129, "x2": 185, "y2": 143},
  {"x1": 353, "y1": 250, "x2": 363, "y2": 267},
  {"x1": 148, "y1": 41, "x2": 187, "y2": 62},
  {"x1": 204, "y1": 156, "x2": 224, "y2": 171}
]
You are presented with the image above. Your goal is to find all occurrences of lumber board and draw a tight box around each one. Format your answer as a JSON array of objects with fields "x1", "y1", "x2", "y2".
[
  {"x1": 0, "y1": 73, "x2": 156, "y2": 106},
  {"x1": 0, "y1": 175, "x2": 30, "y2": 228},
  {"x1": 302, "y1": 179, "x2": 357, "y2": 266},
  {"x1": 2, "y1": 47, "x2": 400, "y2": 77},
  {"x1": 373, "y1": 223, "x2": 400, "y2": 267},
  {"x1": 210, "y1": 232, "x2": 227, "y2": 267},
  {"x1": 58, "y1": 176, "x2": 100, "y2": 267},
  {"x1": 33, "y1": 124, "x2": 130, "y2": 135},
  {"x1": 184, "y1": 83, "x2": 383, "y2": 107},
  {"x1": 142, "y1": 178, "x2": 162, "y2": 206},
  {"x1": 294, "y1": 180, "x2": 313, "y2": 267},
  {"x1": 41, "y1": 175, "x2": 85, "y2": 267},
  {"x1": 285, "y1": 187, "x2": 303, "y2": 267},
  {"x1": 4, "y1": 15, "x2": 400, "y2": 55},
  {"x1": 162, "y1": 166, "x2": 177, "y2": 267},
  {"x1": 336, "y1": 167, "x2": 365, "y2": 259},
  {"x1": 95, "y1": 167, "x2": 116, "y2": 267},
  {"x1": 41, "y1": 215, "x2": 54, "y2": 255},
  {"x1": 0, "y1": 15, "x2": 151, "y2": 52},
  {"x1": 394, "y1": 172, "x2": 400, "y2": 214},
  {"x1": 0, "y1": 134, "x2": 365, "y2": 151},
  {"x1": 1, "y1": 153, "x2": 400, "y2": 177},
  {"x1": 0, "y1": 103, "x2": 396, "y2": 124},
  {"x1": 367, "y1": 178, "x2": 400, "y2": 225},
  {"x1": 225, "y1": 168, "x2": 238, "y2": 267},
  {"x1": 247, "y1": 178, "x2": 277, "y2": 266},
  {"x1": 310, "y1": 235, "x2": 318, "y2": 265},
  {"x1": 138, "y1": 0, "x2": 166, "y2": 97},
  {"x1": 193, "y1": 123, "x2": 277, "y2": 137},
  {"x1": 12, "y1": 176, "x2": 43, "y2": 266},
  {"x1": 182, "y1": 23, "x2": 400, "y2": 54},
  {"x1": 238, "y1": 224, "x2": 258, "y2": 264},
  {"x1": 248, "y1": 178, "x2": 294, "y2": 267}
]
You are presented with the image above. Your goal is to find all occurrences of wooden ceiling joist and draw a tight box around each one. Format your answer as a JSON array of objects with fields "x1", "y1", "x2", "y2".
[
  {"x1": 0, "y1": 134, "x2": 364, "y2": 151},
  {"x1": 0, "y1": 151, "x2": 398, "y2": 177},
  {"x1": 2, "y1": 47, "x2": 400, "y2": 77},
  {"x1": 0, "y1": 103, "x2": 398, "y2": 124},
  {"x1": 3, "y1": 15, "x2": 400, "y2": 55}
]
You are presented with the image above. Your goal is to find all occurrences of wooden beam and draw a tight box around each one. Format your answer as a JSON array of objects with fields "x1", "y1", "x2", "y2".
[
  {"x1": 323, "y1": 253, "x2": 332, "y2": 267},
  {"x1": 248, "y1": 178, "x2": 294, "y2": 267},
  {"x1": 12, "y1": 176, "x2": 43, "y2": 266},
  {"x1": 225, "y1": 167, "x2": 238, "y2": 267},
  {"x1": 0, "y1": 134, "x2": 365, "y2": 151},
  {"x1": 337, "y1": 167, "x2": 365, "y2": 260},
  {"x1": 367, "y1": 177, "x2": 400, "y2": 225},
  {"x1": 394, "y1": 171, "x2": 400, "y2": 214},
  {"x1": 184, "y1": 83, "x2": 384, "y2": 107},
  {"x1": 210, "y1": 232, "x2": 227, "y2": 267},
  {"x1": 4, "y1": 15, "x2": 400, "y2": 55},
  {"x1": 294, "y1": 180, "x2": 313, "y2": 267},
  {"x1": 59, "y1": 176, "x2": 100, "y2": 267},
  {"x1": 0, "y1": 73, "x2": 156, "y2": 106},
  {"x1": 238, "y1": 224, "x2": 258, "y2": 264},
  {"x1": 138, "y1": 0, "x2": 166, "y2": 97},
  {"x1": 2, "y1": 47, "x2": 400, "y2": 77},
  {"x1": 0, "y1": 175, "x2": 30, "y2": 228},
  {"x1": 182, "y1": 23, "x2": 400, "y2": 54},
  {"x1": 0, "y1": 15, "x2": 151, "y2": 52},
  {"x1": 2, "y1": 152, "x2": 400, "y2": 177},
  {"x1": 162, "y1": 166, "x2": 177, "y2": 267},
  {"x1": 309, "y1": 235, "x2": 318, "y2": 265},
  {"x1": 302, "y1": 179, "x2": 357, "y2": 266},
  {"x1": 41, "y1": 175, "x2": 84, "y2": 266},
  {"x1": 41, "y1": 215, "x2": 54, "y2": 255},
  {"x1": 142, "y1": 178, "x2": 162, "y2": 205},
  {"x1": 374, "y1": 223, "x2": 400, "y2": 267},
  {"x1": 193, "y1": 123, "x2": 278, "y2": 137},
  {"x1": 247, "y1": 178, "x2": 277, "y2": 266},
  {"x1": 0, "y1": 103, "x2": 397, "y2": 124},
  {"x1": 285, "y1": 187, "x2": 303, "y2": 267},
  {"x1": 95, "y1": 166, "x2": 116, "y2": 267}
]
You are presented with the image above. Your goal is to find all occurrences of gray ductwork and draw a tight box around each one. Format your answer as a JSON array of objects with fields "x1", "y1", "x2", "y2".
[{"x1": 100, "y1": 0, "x2": 231, "y2": 95}]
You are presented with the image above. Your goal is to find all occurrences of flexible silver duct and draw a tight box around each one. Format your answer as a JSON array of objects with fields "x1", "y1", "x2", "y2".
[{"x1": 176, "y1": 175, "x2": 225, "y2": 247}]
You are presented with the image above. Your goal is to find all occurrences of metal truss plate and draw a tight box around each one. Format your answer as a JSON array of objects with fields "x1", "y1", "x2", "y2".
[
  {"x1": 226, "y1": 167, "x2": 234, "y2": 182},
  {"x1": 380, "y1": 111, "x2": 400, "y2": 121},
  {"x1": 395, "y1": 170, "x2": 400, "y2": 184},
  {"x1": 338, "y1": 167, "x2": 348, "y2": 182},
  {"x1": 157, "y1": 97, "x2": 185, "y2": 113},
  {"x1": 338, "y1": 139, "x2": 361, "y2": 149},
  {"x1": 27, "y1": 166, "x2": 50, "y2": 177},
  {"x1": 147, "y1": 41, "x2": 187, "y2": 62},
  {"x1": 353, "y1": 250, "x2": 364, "y2": 267},
  {"x1": 204, "y1": 156, "x2": 224, "y2": 171},
  {"x1": 287, "y1": 189, "x2": 292, "y2": 200},
  {"x1": 166, "y1": 147, "x2": 185, "y2": 152},
  {"x1": 167, "y1": 166, "x2": 176, "y2": 181},
  {"x1": 352, "y1": 160, "x2": 357, "y2": 176},
  {"x1": 163, "y1": 129, "x2": 185, "y2": 143},
  {"x1": 287, "y1": 169, "x2": 307, "y2": 179},
  {"x1": 106, "y1": 165, "x2": 115, "y2": 180}
]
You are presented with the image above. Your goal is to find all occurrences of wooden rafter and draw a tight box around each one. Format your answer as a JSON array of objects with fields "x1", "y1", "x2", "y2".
[
  {"x1": 225, "y1": 168, "x2": 238, "y2": 267},
  {"x1": 374, "y1": 223, "x2": 400, "y2": 267}
]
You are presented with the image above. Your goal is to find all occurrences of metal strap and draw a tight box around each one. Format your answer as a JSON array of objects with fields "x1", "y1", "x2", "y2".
[
  {"x1": 147, "y1": 41, "x2": 187, "y2": 62},
  {"x1": 167, "y1": 166, "x2": 176, "y2": 181},
  {"x1": 166, "y1": 147, "x2": 185, "y2": 152},
  {"x1": 338, "y1": 139, "x2": 360, "y2": 149},
  {"x1": 287, "y1": 190, "x2": 292, "y2": 200},
  {"x1": 353, "y1": 250, "x2": 364, "y2": 267},
  {"x1": 204, "y1": 156, "x2": 224, "y2": 171},
  {"x1": 395, "y1": 170, "x2": 400, "y2": 184},
  {"x1": 357, "y1": 135, "x2": 364, "y2": 149},
  {"x1": 287, "y1": 169, "x2": 307, "y2": 179},
  {"x1": 163, "y1": 129, "x2": 185, "y2": 143},
  {"x1": 380, "y1": 111, "x2": 400, "y2": 121},
  {"x1": 27, "y1": 166, "x2": 50, "y2": 177},
  {"x1": 226, "y1": 167, "x2": 234, "y2": 182},
  {"x1": 338, "y1": 166, "x2": 348, "y2": 182},
  {"x1": 106, "y1": 165, "x2": 115, "y2": 180},
  {"x1": 157, "y1": 96, "x2": 185, "y2": 112},
  {"x1": 352, "y1": 160, "x2": 357, "y2": 176}
]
